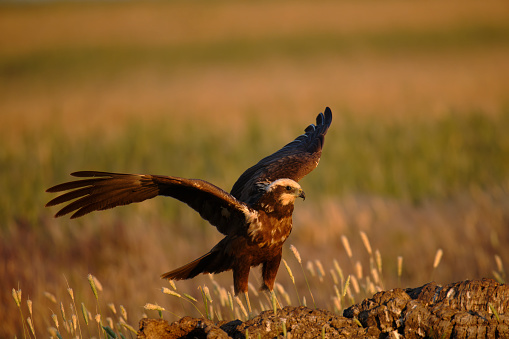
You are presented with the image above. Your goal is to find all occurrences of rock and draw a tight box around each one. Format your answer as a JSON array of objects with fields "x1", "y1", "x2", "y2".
[
  {"x1": 344, "y1": 278, "x2": 509, "y2": 339},
  {"x1": 138, "y1": 316, "x2": 234, "y2": 338},
  {"x1": 138, "y1": 278, "x2": 509, "y2": 338}
]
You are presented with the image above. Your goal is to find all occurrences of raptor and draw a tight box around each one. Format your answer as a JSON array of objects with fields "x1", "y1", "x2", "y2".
[{"x1": 46, "y1": 107, "x2": 332, "y2": 305}]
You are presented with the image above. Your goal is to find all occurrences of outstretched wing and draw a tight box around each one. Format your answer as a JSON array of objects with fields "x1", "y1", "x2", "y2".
[
  {"x1": 46, "y1": 171, "x2": 254, "y2": 236},
  {"x1": 230, "y1": 107, "x2": 332, "y2": 204}
]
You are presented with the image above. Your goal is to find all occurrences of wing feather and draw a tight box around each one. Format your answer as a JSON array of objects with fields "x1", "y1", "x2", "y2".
[
  {"x1": 46, "y1": 171, "x2": 254, "y2": 235},
  {"x1": 230, "y1": 107, "x2": 332, "y2": 204}
]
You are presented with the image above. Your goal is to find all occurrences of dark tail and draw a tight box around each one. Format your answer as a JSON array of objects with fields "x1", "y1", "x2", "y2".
[{"x1": 161, "y1": 250, "x2": 232, "y2": 281}]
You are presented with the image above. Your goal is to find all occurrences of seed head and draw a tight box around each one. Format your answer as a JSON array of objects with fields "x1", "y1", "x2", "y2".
[{"x1": 290, "y1": 245, "x2": 302, "y2": 264}]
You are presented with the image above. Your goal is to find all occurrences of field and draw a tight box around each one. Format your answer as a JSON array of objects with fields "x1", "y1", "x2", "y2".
[{"x1": 2, "y1": 0, "x2": 509, "y2": 337}]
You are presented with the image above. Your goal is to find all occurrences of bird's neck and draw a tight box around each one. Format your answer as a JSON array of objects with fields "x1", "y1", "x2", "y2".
[{"x1": 254, "y1": 194, "x2": 295, "y2": 217}]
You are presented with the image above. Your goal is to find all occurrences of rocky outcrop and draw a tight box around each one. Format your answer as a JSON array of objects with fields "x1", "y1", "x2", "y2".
[{"x1": 138, "y1": 278, "x2": 509, "y2": 338}]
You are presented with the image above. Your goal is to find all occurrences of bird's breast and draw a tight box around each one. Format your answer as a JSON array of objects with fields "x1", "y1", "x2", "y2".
[{"x1": 247, "y1": 215, "x2": 292, "y2": 248}]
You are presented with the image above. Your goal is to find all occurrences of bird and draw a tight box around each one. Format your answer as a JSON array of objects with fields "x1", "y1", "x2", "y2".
[{"x1": 46, "y1": 107, "x2": 332, "y2": 304}]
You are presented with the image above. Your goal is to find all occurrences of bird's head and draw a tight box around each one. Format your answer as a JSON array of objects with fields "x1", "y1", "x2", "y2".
[{"x1": 266, "y1": 178, "x2": 305, "y2": 206}]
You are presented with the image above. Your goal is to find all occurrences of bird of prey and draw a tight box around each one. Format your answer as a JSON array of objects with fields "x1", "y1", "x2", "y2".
[{"x1": 46, "y1": 107, "x2": 332, "y2": 301}]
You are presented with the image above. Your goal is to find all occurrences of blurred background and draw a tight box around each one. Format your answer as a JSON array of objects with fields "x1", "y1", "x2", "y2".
[{"x1": 1, "y1": 0, "x2": 509, "y2": 337}]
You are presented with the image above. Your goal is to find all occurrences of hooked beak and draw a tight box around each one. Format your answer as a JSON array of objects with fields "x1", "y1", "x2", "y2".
[{"x1": 298, "y1": 189, "x2": 306, "y2": 201}]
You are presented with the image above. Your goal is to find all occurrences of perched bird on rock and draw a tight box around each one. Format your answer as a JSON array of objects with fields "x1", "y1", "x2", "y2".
[{"x1": 46, "y1": 107, "x2": 332, "y2": 305}]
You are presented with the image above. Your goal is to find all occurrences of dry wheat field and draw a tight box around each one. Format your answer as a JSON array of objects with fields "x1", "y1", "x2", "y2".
[{"x1": 2, "y1": 0, "x2": 509, "y2": 337}]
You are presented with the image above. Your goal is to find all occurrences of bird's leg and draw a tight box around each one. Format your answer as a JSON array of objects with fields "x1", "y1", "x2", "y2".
[
  {"x1": 261, "y1": 254, "x2": 283, "y2": 311},
  {"x1": 261, "y1": 254, "x2": 282, "y2": 292},
  {"x1": 233, "y1": 265, "x2": 252, "y2": 316}
]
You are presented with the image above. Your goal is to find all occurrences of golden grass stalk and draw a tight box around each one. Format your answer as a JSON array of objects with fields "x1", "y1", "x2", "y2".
[
  {"x1": 495, "y1": 255, "x2": 504, "y2": 272},
  {"x1": 397, "y1": 256, "x2": 403, "y2": 282},
  {"x1": 333, "y1": 259, "x2": 344, "y2": 285},
  {"x1": 342, "y1": 275, "x2": 351, "y2": 298},
  {"x1": 355, "y1": 261, "x2": 363, "y2": 279},
  {"x1": 162, "y1": 287, "x2": 204, "y2": 318},
  {"x1": 283, "y1": 258, "x2": 301, "y2": 306},
  {"x1": 359, "y1": 231, "x2": 372, "y2": 255},
  {"x1": 12, "y1": 288, "x2": 21, "y2": 307},
  {"x1": 65, "y1": 279, "x2": 83, "y2": 339},
  {"x1": 493, "y1": 271, "x2": 504, "y2": 283},
  {"x1": 120, "y1": 322, "x2": 137, "y2": 335},
  {"x1": 315, "y1": 260, "x2": 325, "y2": 282},
  {"x1": 44, "y1": 292, "x2": 57, "y2": 304},
  {"x1": 59, "y1": 302, "x2": 66, "y2": 324},
  {"x1": 290, "y1": 244, "x2": 302, "y2": 264},
  {"x1": 108, "y1": 303, "x2": 116, "y2": 315},
  {"x1": 72, "y1": 314, "x2": 78, "y2": 332},
  {"x1": 433, "y1": 249, "x2": 443, "y2": 269},
  {"x1": 144, "y1": 303, "x2": 165, "y2": 319},
  {"x1": 27, "y1": 300, "x2": 33, "y2": 319},
  {"x1": 203, "y1": 286, "x2": 212, "y2": 303},
  {"x1": 234, "y1": 296, "x2": 248, "y2": 319},
  {"x1": 87, "y1": 274, "x2": 100, "y2": 300},
  {"x1": 494, "y1": 255, "x2": 505, "y2": 282},
  {"x1": 47, "y1": 327, "x2": 58, "y2": 338},
  {"x1": 162, "y1": 287, "x2": 181, "y2": 298},
  {"x1": 184, "y1": 293, "x2": 198, "y2": 302},
  {"x1": 51, "y1": 314, "x2": 59, "y2": 330},
  {"x1": 341, "y1": 235, "x2": 353, "y2": 259},
  {"x1": 120, "y1": 305, "x2": 128, "y2": 321},
  {"x1": 62, "y1": 318, "x2": 70, "y2": 334},
  {"x1": 67, "y1": 288, "x2": 74, "y2": 301},
  {"x1": 283, "y1": 259, "x2": 295, "y2": 284},
  {"x1": 27, "y1": 317, "x2": 35, "y2": 338},
  {"x1": 290, "y1": 244, "x2": 316, "y2": 308},
  {"x1": 431, "y1": 248, "x2": 443, "y2": 281}
]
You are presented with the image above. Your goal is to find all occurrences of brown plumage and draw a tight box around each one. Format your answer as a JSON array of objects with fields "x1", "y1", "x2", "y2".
[{"x1": 46, "y1": 107, "x2": 332, "y2": 295}]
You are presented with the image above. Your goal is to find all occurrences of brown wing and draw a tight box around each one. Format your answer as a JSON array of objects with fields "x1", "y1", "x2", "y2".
[
  {"x1": 46, "y1": 171, "x2": 254, "y2": 236},
  {"x1": 230, "y1": 107, "x2": 332, "y2": 204}
]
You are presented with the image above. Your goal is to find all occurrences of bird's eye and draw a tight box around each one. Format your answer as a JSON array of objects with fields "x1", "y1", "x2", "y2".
[{"x1": 286, "y1": 186, "x2": 292, "y2": 191}]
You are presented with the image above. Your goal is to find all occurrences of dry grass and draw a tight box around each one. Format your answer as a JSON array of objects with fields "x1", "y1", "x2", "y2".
[
  {"x1": 1, "y1": 0, "x2": 509, "y2": 141},
  {"x1": 2, "y1": 0, "x2": 509, "y2": 337}
]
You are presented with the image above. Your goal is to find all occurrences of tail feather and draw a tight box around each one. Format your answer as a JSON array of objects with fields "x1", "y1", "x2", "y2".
[{"x1": 161, "y1": 250, "x2": 232, "y2": 280}]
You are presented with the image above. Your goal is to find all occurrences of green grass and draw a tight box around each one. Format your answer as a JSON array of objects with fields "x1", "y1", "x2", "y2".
[
  {"x1": 327, "y1": 111, "x2": 509, "y2": 201},
  {"x1": 2, "y1": 110, "x2": 509, "y2": 227}
]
